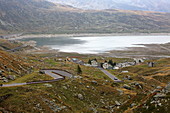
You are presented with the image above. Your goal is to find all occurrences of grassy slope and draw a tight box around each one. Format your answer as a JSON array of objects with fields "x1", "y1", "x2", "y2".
[
  {"x1": 0, "y1": 39, "x2": 22, "y2": 50},
  {"x1": 108, "y1": 58, "x2": 170, "y2": 113},
  {"x1": 0, "y1": 50, "x2": 170, "y2": 112},
  {"x1": 0, "y1": 56, "x2": 129, "y2": 112},
  {"x1": 0, "y1": 50, "x2": 31, "y2": 80}
]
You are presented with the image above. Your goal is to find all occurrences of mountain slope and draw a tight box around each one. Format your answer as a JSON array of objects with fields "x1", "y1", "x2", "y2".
[
  {"x1": 47, "y1": 0, "x2": 170, "y2": 12},
  {"x1": 0, "y1": 49, "x2": 31, "y2": 81},
  {"x1": 0, "y1": 0, "x2": 170, "y2": 34}
]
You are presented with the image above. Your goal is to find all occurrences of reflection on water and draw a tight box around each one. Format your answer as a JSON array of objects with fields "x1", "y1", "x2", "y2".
[
  {"x1": 20, "y1": 37, "x2": 86, "y2": 46},
  {"x1": 20, "y1": 35, "x2": 170, "y2": 54}
]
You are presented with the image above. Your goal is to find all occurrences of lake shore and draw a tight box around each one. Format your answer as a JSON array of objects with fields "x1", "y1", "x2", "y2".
[
  {"x1": 11, "y1": 33, "x2": 170, "y2": 58},
  {"x1": 103, "y1": 43, "x2": 170, "y2": 58},
  {"x1": 11, "y1": 33, "x2": 170, "y2": 40},
  {"x1": 28, "y1": 42, "x2": 170, "y2": 58}
]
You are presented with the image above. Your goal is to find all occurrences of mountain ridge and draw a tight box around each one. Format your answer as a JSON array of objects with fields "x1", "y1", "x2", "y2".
[
  {"x1": 0, "y1": 0, "x2": 170, "y2": 34},
  {"x1": 47, "y1": 0, "x2": 170, "y2": 12}
]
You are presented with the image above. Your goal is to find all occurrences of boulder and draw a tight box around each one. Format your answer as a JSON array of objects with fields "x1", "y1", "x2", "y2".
[
  {"x1": 7, "y1": 75, "x2": 16, "y2": 80},
  {"x1": 39, "y1": 70, "x2": 45, "y2": 74},
  {"x1": 91, "y1": 80, "x2": 98, "y2": 85},
  {"x1": 123, "y1": 84, "x2": 132, "y2": 90},
  {"x1": 135, "y1": 83, "x2": 143, "y2": 89},
  {"x1": 3, "y1": 79, "x2": 8, "y2": 82},
  {"x1": 0, "y1": 70, "x2": 2, "y2": 75},
  {"x1": 77, "y1": 94, "x2": 84, "y2": 100},
  {"x1": 158, "y1": 103, "x2": 162, "y2": 106},
  {"x1": 44, "y1": 84, "x2": 53, "y2": 87},
  {"x1": 62, "y1": 86, "x2": 67, "y2": 90},
  {"x1": 154, "y1": 93, "x2": 166, "y2": 98},
  {"x1": 117, "y1": 89, "x2": 124, "y2": 95},
  {"x1": 115, "y1": 101, "x2": 121, "y2": 106},
  {"x1": 86, "y1": 86, "x2": 90, "y2": 88},
  {"x1": 165, "y1": 83, "x2": 170, "y2": 93},
  {"x1": 130, "y1": 103, "x2": 136, "y2": 107},
  {"x1": 156, "y1": 86, "x2": 162, "y2": 89}
]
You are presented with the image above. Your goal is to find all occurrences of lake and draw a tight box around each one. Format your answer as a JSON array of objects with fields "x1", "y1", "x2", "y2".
[{"x1": 20, "y1": 35, "x2": 170, "y2": 54}]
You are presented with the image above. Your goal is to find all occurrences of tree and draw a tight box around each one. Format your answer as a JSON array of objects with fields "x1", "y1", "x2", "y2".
[
  {"x1": 88, "y1": 59, "x2": 91, "y2": 64},
  {"x1": 94, "y1": 58, "x2": 97, "y2": 62},
  {"x1": 108, "y1": 59, "x2": 113, "y2": 65},
  {"x1": 108, "y1": 60, "x2": 116, "y2": 67},
  {"x1": 77, "y1": 65, "x2": 82, "y2": 75}
]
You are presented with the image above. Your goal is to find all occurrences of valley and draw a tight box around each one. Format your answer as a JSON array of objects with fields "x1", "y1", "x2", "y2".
[
  {"x1": 0, "y1": 0, "x2": 170, "y2": 113},
  {"x1": 0, "y1": 37, "x2": 170, "y2": 113}
]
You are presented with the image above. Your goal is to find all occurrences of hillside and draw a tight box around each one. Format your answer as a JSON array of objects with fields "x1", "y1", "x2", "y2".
[
  {"x1": 47, "y1": 0, "x2": 170, "y2": 12},
  {"x1": 0, "y1": 39, "x2": 169, "y2": 113},
  {"x1": 0, "y1": 50, "x2": 32, "y2": 82},
  {"x1": 0, "y1": 39, "x2": 22, "y2": 50},
  {"x1": 1, "y1": 0, "x2": 170, "y2": 34},
  {"x1": 0, "y1": 50, "x2": 170, "y2": 112}
]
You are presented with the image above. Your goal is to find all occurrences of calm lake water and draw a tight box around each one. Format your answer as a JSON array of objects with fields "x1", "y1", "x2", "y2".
[{"x1": 20, "y1": 35, "x2": 170, "y2": 54}]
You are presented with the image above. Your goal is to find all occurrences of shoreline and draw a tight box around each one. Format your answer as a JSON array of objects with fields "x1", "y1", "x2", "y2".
[
  {"x1": 10, "y1": 33, "x2": 170, "y2": 40},
  {"x1": 8, "y1": 33, "x2": 170, "y2": 58}
]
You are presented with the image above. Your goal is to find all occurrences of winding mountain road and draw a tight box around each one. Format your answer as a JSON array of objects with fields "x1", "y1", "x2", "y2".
[
  {"x1": 1, "y1": 69, "x2": 72, "y2": 87},
  {"x1": 7, "y1": 45, "x2": 27, "y2": 52},
  {"x1": 43, "y1": 70, "x2": 72, "y2": 79},
  {"x1": 2, "y1": 83, "x2": 27, "y2": 87}
]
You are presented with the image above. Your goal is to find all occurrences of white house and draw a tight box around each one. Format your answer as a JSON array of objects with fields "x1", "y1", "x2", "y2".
[
  {"x1": 91, "y1": 60, "x2": 98, "y2": 67},
  {"x1": 102, "y1": 62, "x2": 109, "y2": 69},
  {"x1": 134, "y1": 58, "x2": 144, "y2": 64},
  {"x1": 113, "y1": 66, "x2": 119, "y2": 70}
]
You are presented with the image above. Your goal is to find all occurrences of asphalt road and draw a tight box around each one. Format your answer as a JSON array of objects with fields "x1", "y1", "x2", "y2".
[
  {"x1": 2, "y1": 83, "x2": 27, "y2": 87},
  {"x1": 1, "y1": 70, "x2": 72, "y2": 87},
  {"x1": 98, "y1": 67, "x2": 122, "y2": 82},
  {"x1": 7, "y1": 45, "x2": 27, "y2": 52},
  {"x1": 44, "y1": 70, "x2": 72, "y2": 79},
  {"x1": 44, "y1": 70, "x2": 63, "y2": 79}
]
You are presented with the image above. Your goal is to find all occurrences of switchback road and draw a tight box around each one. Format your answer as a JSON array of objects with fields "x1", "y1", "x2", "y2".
[{"x1": 1, "y1": 69, "x2": 72, "y2": 87}]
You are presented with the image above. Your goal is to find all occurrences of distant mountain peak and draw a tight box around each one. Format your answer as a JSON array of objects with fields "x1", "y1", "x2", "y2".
[{"x1": 46, "y1": 0, "x2": 170, "y2": 12}]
